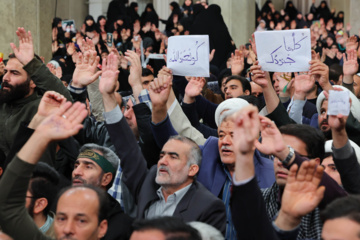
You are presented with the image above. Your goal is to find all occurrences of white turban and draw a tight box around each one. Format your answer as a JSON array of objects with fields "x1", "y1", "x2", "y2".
[
  {"x1": 215, "y1": 98, "x2": 249, "y2": 126},
  {"x1": 316, "y1": 85, "x2": 360, "y2": 121}
]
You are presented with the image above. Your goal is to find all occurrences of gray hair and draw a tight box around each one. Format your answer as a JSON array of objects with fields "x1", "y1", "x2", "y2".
[
  {"x1": 188, "y1": 222, "x2": 224, "y2": 240},
  {"x1": 168, "y1": 135, "x2": 202, "y2": 167},
  {"x1": 79, "y1": 143, "x2": 120, "y2": 172}
]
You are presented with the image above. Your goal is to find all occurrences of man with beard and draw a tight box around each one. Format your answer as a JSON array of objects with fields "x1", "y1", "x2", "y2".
[
  {"x1": 0, "y1": 91, "x2": 133, "y2": 240},
  {"x1": 71, "y1": 143, "x2": 134, "y2": 240},
  {"x1": 0, "y1": 27, "x2": 71, "y2": 158},
  {"x1": 97, "y1": 56, "x2": 227, "y2": 234},
  {"x1": 0, "y1": 100, "x2": 109, "y2": 240}
]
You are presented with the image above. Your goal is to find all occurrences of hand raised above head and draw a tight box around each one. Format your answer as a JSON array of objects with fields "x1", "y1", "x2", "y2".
[
  {"x1": 185, "y1": 77, "x2": 206, "y2": 99},
  {"x1": 124, "y1": 50, "x2": 142, "y2": 88},
  {"x1": 36, "y1": 101, "x2": 87, "y2": 142},
  {"x1": 279, "y1": 160, "x2": 325, "y2": 220},
  {"x1": 99, "y1": 52, "x2": 120, "y2": 95},
  {"x1": 250, "y1": 61, "x2": 270, "y2": 88},
  {"x1": 148, "y1": 74, "x2": 173, "y2": 107},
  {"x1": 10, "y1": 27, "x2": 35, "y2": 65},
  {"x1": 72, "y1": 50, "x2": 101, "y2": 88},
  {"x1": 232, "y1": 105, "x2": 260, "y2": 155}
]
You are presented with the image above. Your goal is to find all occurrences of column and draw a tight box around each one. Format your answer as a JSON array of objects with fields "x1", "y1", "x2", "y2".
[{"x1": 0, "y1": 0, "x2": 88, "y2": 63}]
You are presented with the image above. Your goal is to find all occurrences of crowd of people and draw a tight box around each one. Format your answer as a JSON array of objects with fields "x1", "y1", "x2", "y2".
[{"x1": 0, "y1": 0, "x2": 360, "y2": 239}]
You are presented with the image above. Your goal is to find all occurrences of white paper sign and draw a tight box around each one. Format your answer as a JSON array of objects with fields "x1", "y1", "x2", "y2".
[
  {"x1": 255, "y1": 29, "x2": 311, "y2": 72},
  {"x1": 328, "y1": 90, "x2": 350, "y2": 116},
  {"x1": 167, "y1": 35, "x2": 209, "y2": 77}
]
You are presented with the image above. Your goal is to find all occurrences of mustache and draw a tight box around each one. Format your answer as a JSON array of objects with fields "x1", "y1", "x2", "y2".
[
  {"x1": 157, "y1": 165, "x2": 170, "y2": 174},
  {"x1": 221, "y1": 145, "x2": 233, "y2": 151},
  {"x1": 72, "y1": 176, "x2": 86, "y2": 184},
  {"x1": 1, "y1": 82, "x2": 13, "y2": 90}
]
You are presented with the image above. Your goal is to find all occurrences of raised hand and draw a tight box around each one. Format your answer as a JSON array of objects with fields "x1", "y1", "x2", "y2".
[
  {"x1": 72, "y1": 50, "x2": 101, "y2": 88},
  {"x1": 184, "y1": 77, "x2": 205, "y2": 103},
  {"x1": 309, "y1": 60, "x2": 332, "y2": 92},
  {"x1": 343, "y1": 49, "x2": 359, "y2": 76},
  {"x1": 37, "y1": 91, "x2": 66, "y2": 118},
  {"x1": 148, "y1": 74, "x2": 173, "y2": 108},
  {"x1": 232, "y1": 105, "x2": 260, "y2": 155},
  {"x1": 346, "y1": 35, "x2": 359, "y2": 52},
  {"x1": 293, "y1": 72, "x2": 315, "y2": 99},
  {"x1": 276, "y1": 160, "x2": 325, "y2": 228},
  {"x1": 277, "y1": 72, "x2": 293, "y2": 94},
  {"x1": 124, "y1": 50, "x2": 142, "y2": 88},
  {"x1": 323, "y1": 89, "x2": 350, "y2": 132},
  {"x1": 67, "y1": 42, "x2": 76, "y2": 56},
  {"x1": 158, "y1": 66, "x2": 173, "y2": 81},
  {"x1": 10, "y1": 27, "x2": 35, "y2": 65},
  {"x1": 99, "y1": 52, "x2": 120, "y2": 95},
  {"x1": 79, "y1": 37, "x2": 96, "y2": 53},
  {"x1": 254, "y1": 116, "x2": 288, "y2": 159},
  {"x1": 36, "y1": 101, "x2": 87, "y2": 142},
  {"x1": 249, "y1": 33, "x2": 257, "y2": 56},
  {"x1": 250, "y1": 61, "x2": 270, "y2": 88},
  {"x1": 231, "y1": 49, "x2": 245, "y2": 75}
]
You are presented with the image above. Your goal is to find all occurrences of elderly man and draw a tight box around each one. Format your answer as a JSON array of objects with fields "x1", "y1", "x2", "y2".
[
  {"x1": 98, "y1": 53, "x2": 227, "y2": 234},
  {"x1": 0, "y1": 101, "x2": 109, "y2": 240}
]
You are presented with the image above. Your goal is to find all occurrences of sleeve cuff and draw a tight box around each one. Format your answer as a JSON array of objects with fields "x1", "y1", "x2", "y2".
[
  {"x1": 103, "y1": 105, "x2": 123, "y2": 124},
  {"x1": 151, "y1": 115, "x2": 169, "y2": 126},
  {"x1": 167, "y1": 98, "x2": 177, "y2": 115},
  {"x1": 232, "y1": 175, "x2": 255, "y2": 186},
  {"x1": 332, "y1": 140, "x2": 354, "y2": 160}
]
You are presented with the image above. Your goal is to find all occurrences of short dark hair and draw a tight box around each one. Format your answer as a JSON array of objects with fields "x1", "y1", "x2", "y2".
[
  {"x1": 238, "y1": 95, "x2": 264, "y2": 111},
  {"x1": 321, "y1": 195, "x2": 360, "y2": 226},
  {"x1": 142, "y1": 68, "x2": 154, "y2": 77},
  {"x1": 29, "y1": 162, "x2": 60, "y2": 216},
  {"x1": 329, "y1": 64, "x2": 343, "y2": 84},
  {"x1": 279, "y1": 124, "x2": 325, "y2": 160},
  {"x1": 56, "y1": 185, "x2": 109, "y2": 224},
  {"x1": 225, "y1": 75, "x2": 252, "y2": 95},
  {"x1": 132, "y1": 217, "x2": 201, "y2": 240},
  {"x1": 217, "y1": 68, "x2": 232, "y2": 89}
]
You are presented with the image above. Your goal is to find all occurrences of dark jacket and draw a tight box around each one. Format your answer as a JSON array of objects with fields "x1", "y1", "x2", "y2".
[{"x1": 105, "y1": 114, "x2": 227, "y2": 234}]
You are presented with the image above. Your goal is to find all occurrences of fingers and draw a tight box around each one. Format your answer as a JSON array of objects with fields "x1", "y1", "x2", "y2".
[
  {"x1": 296, "y1": 160, "x2": 309, "y2": 182},
  {"x1": 286, "y1": 163, "x2": 299, "y2": 185},
  {"x1": 312, "y1": 164, "x2": 324, "y2": 187}
]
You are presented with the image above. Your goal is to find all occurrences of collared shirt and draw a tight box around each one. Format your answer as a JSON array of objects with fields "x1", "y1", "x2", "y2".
[{"x1": 145, "y1": 183, "x2": 192, "y2": 219}]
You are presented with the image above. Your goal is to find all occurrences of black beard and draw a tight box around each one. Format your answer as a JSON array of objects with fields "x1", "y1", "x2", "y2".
[
  {"x1": 0, "y1": 79, "x2": 31, "y2": 104},
  {"x1": 323, "y1": 129, "x2": 333, "y2": 140}
]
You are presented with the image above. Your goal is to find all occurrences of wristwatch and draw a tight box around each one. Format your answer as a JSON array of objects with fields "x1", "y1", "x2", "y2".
[{"x1": 280, "y1": 145, "x2": 294, "y2": 166}]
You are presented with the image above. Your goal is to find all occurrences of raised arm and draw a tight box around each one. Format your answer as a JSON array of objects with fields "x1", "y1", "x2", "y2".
[
  {"x1": 327, "y1": 90, "x2": 360, "y2": 194},
  {"x1": 99, "y1": 53, "x2": 148, "y2": 201},
  {"x1": 0, "y1": 100, "x2": 86, "y2": 240},
  {"x1": 342, "y1": 49, "x2": 358, "y2": 93},
  {"x1": 231, "y1": 105, "x2": 280, "y2": 240},
  {"x1": 11, "y1": 27, "x2": 72, "y2": 101}
]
